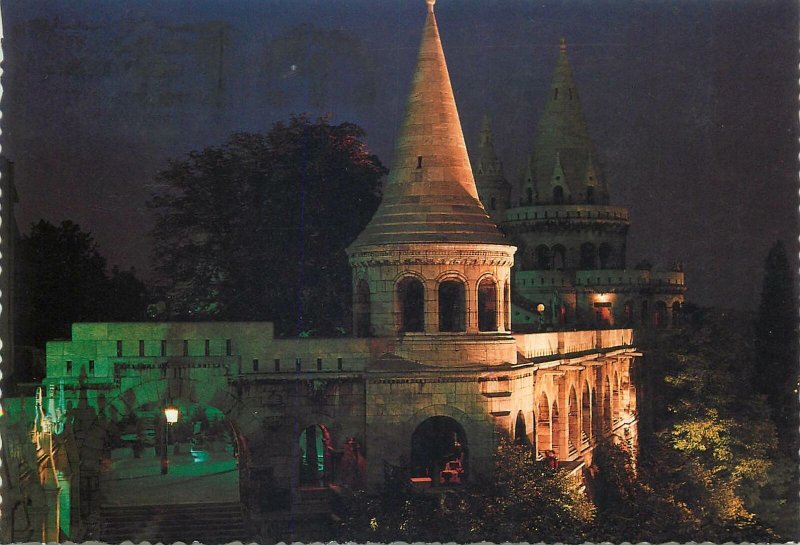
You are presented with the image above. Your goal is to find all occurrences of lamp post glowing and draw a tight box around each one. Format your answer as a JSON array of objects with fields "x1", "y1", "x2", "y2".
[
  {"x1": 161, "y1": 405, "x2": 179, "y2": 475},
  {"x1": 536, "y1": 303, "x2": 546, "y2": 331}
]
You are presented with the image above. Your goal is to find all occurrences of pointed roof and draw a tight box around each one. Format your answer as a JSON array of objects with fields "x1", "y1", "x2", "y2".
[
  {"x1": 350, "y1": 0, "x2": 507, "y2": 248},
  {"x1": 530, "y1": 38, "x2": 609, "y2": 204},
  {"x1": 475, "y1": 114, "x2": 504, "y2": 176}
]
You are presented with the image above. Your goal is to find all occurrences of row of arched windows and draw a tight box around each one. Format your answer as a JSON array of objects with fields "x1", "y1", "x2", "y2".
[
  {"x1": 520, "y1": 242, "x2": 623, "y2": 271},
  {"x1": 515, "y1": 372, "x2": 632, "y2": 457},
  {"x1": 397, "y1": 276, "x2": 505, "y2": 334}
]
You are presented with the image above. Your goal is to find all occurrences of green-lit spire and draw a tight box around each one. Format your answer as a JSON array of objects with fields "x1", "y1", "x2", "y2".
[{"x1": 529, "y1": 38, "x2": 609, "y2": 205}]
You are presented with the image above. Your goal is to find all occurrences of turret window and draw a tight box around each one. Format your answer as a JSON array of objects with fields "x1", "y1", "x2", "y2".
[
  {"x1": 526, "y1": 187, "x2": 533, "y2": 205},
  {"x1": 439, "y1": 280, "x2": 466, "y2": 332},
  {"x1": 587, "y1": 186, "x2": 595, "y2": 204},
  {"x1": 398, "y1": 277, "x2": 425, "y2": 333},
  {"x1": 580, "y1": 242, "x2": 597, "y2": 270},
  {"x1": 478, "y1": 278, "x2": 498, "y2": 332},
  {"x1": 553, "y1": 185, "x2": 564, "y2": 204},
  {"x1": 417, "y1": 156, "x2": 423, "y2": 169}
]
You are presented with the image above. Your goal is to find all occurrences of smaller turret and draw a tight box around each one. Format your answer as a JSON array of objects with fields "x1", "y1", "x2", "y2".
[{"x1": 473, "y1": 114, "x2": 511, "y2": 225}]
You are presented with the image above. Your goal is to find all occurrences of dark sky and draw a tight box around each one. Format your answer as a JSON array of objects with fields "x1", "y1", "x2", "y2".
[{"x1": 2, "y1": 0, "x2": 797, "y2": 310}]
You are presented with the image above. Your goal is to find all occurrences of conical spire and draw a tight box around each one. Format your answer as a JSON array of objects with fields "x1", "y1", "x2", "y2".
[
  {"x1": 351, "y1": 0, "x2": 507, "y2": 247},
  {"x1": 530, "y1": 38, "x2": 609, "y2": 204}
]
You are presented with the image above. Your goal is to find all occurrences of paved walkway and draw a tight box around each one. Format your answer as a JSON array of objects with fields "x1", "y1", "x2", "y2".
[{"x1": 100, "y1": 452, "x2": 239, "y2": 506}]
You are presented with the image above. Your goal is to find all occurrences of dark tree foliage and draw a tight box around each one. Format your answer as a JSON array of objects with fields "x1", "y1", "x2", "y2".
[
  {"x1": 148, "y1": 115, "x2": 386, "y2": 336},
  {"x1": 336, "y1": 440, "x2": 593, "y2": 543},
  {"x1": 15, "y1": 220, "x2": 149, "y2": 351},
  {"x1": 634, "y1": 307, "x2": 792, "y2": 541},
  {"x1": 754, "y1": 240, "x2": 799, "y2": 447}
]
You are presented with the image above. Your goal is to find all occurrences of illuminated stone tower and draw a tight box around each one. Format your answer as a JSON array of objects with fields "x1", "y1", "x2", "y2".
[
  {"x1": 477, "y1": 39, "x2": 685, "y2": 329},
  {"x1": 347, "y1": 0, "x2": 517, "y2": 365}
]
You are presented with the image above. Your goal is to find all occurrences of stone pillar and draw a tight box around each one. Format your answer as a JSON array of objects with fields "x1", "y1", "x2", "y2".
[{"x1": 466, "y1": 277, "x2": 478, "y2": 334}]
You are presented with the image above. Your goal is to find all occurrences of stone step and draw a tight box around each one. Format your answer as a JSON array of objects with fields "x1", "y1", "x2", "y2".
[{"x1": 97, "y1": 501, "x2": 250, "y2": 544}]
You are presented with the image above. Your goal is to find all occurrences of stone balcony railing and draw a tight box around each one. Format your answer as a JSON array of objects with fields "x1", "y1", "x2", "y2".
[{"x1": 504, "y1": 204, "x2": 630, "y2": 223}]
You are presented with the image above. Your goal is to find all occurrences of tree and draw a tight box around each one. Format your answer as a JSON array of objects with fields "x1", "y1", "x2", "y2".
[
  {"x1": 336, "y1": 440, "x2": 594, "y2": 543},
  {"x1": 148, "y1": 115, "x2": 386, "y2": 335},
  {"x1": 754, "y1": 240, "x2": 798, "y2": 447},
  {"x1": 16, "y1": 220, "x2": 107, "y2": 348}
]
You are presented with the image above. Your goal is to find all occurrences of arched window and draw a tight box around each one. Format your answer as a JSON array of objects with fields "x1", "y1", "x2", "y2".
[
  {"x1": 354, "y1": 280, "x2": 371, "y2": 337},
  {"x1": 439, "y1": 280, "x2": 466, "y2": 332},
  {"x1": 551, "y1": 245, "x2": 566, "y2": 270},
  {"x1": 568, "y1": 387, "x2": 580, "y2": 454},
  {"x1": 537, "y1": 394, "x2": 551, "y2": 452},
  {"x1": 586, "y1": 186, "x2": 595, "y2": 204},
  {"x1": 598, "y1": 243, "x2": 613, "y2": 269},
  {"x1": 535, "y1": 245, "x2": 551, "y2": 270},
  {"x1": 623, "y1": 300, "x2": 634, "y2": 325},
  {"x1": 581, "y1": 385, "x2": 591, "y2": 443},
  {"x1": 526, "y1": 187, "x2": 533, "y2": 205},
  {"x1": 397, "y1": 277, "x2": 425, "y2": 332},
  {"x1": 580, "y1": 242, "x2": 597, "y2": 270},
  {"x1": 603, "y1": 376, "x2": 612, "y2": 431},
  {"x1": 654, "y1": 301, "x2": 668, "y2": 328},
  {"x1": 478, "y1": 278, "x2": 498, "y2": 332},
  {"x1": 551, "y1": 400, "x2": 562, "y2": 457},
  {"x1": 553, "y1": 185, "x2": 564, "y2": 204},
  {"x1": 514, "y1": 411, "x2": 529, "y2": 446}
]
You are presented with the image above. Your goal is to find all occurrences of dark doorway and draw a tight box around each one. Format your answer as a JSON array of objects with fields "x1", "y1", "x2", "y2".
[{"x1": 410, "y1": 416, "x2": 468, "y2": 485}]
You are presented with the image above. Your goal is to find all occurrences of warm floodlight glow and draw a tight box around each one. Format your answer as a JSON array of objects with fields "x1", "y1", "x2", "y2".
[
  {"x1": 536, "y1": 303, "x2": 545, "y2": 313},
  {"x1": 164, "y1": 406, "x2": 179, "y2": 424}
]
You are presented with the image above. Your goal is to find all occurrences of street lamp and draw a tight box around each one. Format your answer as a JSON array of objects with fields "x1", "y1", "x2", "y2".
[{"x1": 161, "y1": 405, "x2": 179, "y2": 475}]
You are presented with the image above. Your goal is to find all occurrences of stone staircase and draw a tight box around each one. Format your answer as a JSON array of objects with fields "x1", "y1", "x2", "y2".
[{"x1": 96, "y1": 501, "x2": 251, "y2": 544}]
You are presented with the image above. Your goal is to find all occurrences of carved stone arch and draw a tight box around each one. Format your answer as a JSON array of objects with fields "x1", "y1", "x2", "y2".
[
  {"x1": 581, "y1": 379, "x2": 592, "y2": 443},
  {"x1": 395, "y1": 273, "x2": 426, "y2": 333},
  {"x1": 436, "y1": 272, "x2": 468, "y2": 333},
  {"x1": 536, "y1": 392, "x2": 551, "y2": 454},
  {"x1": 476, "y1": 273, "x2": 499, "y2": 332},
  {"x1": 567, "y1": 385, "x2": 580, "y2": 455},
  {"x1": 612, "y1": 370, "x2": 621, "y2": 423}
]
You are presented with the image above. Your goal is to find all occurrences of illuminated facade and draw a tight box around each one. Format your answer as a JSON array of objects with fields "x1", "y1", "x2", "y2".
[{"x1": 6, "y1": 2, "x2": 647, "y2": 542}]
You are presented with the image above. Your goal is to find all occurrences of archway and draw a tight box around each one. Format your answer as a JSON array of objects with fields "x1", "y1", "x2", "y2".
[
  {"x1": 439, "y1": 280, "x2": 466, "y2": 332},
  {"x1": 581, "y1": 385, "x2": 591, "y2": 445},
  {"x1": 410, "y1": 416, "x2": 468, "y2": 485},
  {"x1": 535, "y1": 245, "x2": 551, "y2": 270},
  {"x1": 536, "y1": 394, "x2": 551, "y2": 455},
  {"x1": 580, "y1": 242, "x2": 597, "y2": 270},
  {"x1": 603, "y1": 376, "x2": 612, "y2": 431},
  {"x1": 478, "y1": 278, "x2": 498, "y2": 332},
  {"x1": 568, "y1": 387, "x2": 580, "y2": 455},
  {"x1": 599, "y1": 243, "x2": 613, "y2": 269},
  {"x1": 514, "y1": 410, "x2": 529, "y2": 447},
  {"x1": 397, "y1": 277, "x2": 425, "y2": 332},
  {"x1": 551, "y1": 245, "x2": 566, "y2": 270},
  {"x1": 612, "y1": 372, "x2": 621, "y2": 423},
  {"x1": 299, "y1": 424, "x2": 333, "y2": 486},
  {"x1": 551, "y1": 400, "x2": 562, "y2": 458}
]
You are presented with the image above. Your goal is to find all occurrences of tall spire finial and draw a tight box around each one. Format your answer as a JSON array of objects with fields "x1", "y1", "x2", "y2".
[
  {"x1": 560, "y1": 37, "x2": 567, "y2": 53},
  {"x1": 426, "y1": 0, "x2": 435, "y2": 13}
]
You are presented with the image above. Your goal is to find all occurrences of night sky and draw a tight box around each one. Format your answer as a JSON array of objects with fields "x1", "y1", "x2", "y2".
[{"x1": 2, "y1": 0, "x2": 797, "y2": 311}]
